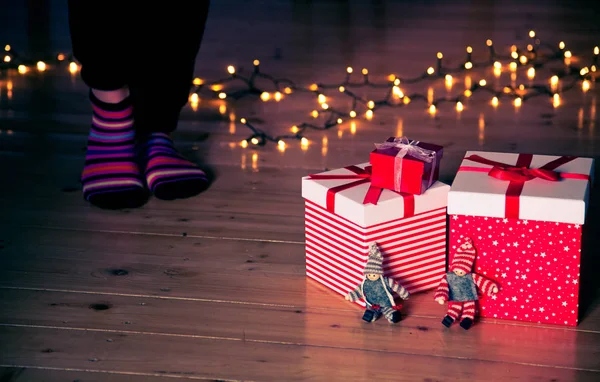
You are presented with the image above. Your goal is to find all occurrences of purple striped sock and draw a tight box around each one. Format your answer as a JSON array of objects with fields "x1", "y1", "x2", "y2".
[
  {"x1": 81, "y1": 92, "x2": 147, "y2": 209},
  {"x1": 144, "y1": 133, "x2": 209, "y2": 200}
]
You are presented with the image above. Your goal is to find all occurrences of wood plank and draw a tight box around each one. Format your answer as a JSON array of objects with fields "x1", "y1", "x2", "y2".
[
  {"x1": 1, "y1": 288, "x2": 599, "y2": 372},
  {"x1": 1, "y1": 326, "x2": 597, "y2": 381},
  {"x1": 0, "y1": 367, "x2": 183, "y2": 382}
]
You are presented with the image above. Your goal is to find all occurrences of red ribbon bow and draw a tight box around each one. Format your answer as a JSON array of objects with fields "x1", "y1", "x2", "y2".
[
  {"x1": 459, "y1": 154, "x2": 590, "y2": 219},
  {"x1": 308, "y1": 165, "x2": 415, "y2": 217}
]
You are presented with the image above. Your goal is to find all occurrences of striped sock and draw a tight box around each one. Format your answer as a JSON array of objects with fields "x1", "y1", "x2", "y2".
[
  {"x1": 81, "y1": 92, "x2": 146, "y2": 209},
  {"x1": 144, "y1": 133, "x2": 209, "y2": 200}
]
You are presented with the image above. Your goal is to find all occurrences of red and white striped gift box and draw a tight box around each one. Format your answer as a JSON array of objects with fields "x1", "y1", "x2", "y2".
[{"x1": 302, "y1": 163, "x2": 450, "y2": 306}]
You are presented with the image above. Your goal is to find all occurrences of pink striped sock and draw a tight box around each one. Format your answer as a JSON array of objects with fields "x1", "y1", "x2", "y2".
[
  {"x1": 82, "y1": 92, "x2": 146, "y2": 209},
  {"x1": 144, "y1": 133, "x2": 209, "y2": 200}
]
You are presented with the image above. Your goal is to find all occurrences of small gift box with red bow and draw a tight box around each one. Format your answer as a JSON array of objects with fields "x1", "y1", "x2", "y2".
[
  {"x1": 370, "y1": 137, "x2": 444, "y2": 195},
  {"x1": 448, "y1": 151, "x2": 595, "y2": 326},
  {"x1": 301, "y1": 163, "x2": 450, "y2": 306}
]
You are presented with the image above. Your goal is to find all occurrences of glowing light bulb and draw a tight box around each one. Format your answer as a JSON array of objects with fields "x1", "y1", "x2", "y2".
[
  {"x1": 4, "y1": 44, "x2": 10, "y2": 51},
  {"x1": 3, "y1": 55, "x2": 10, "y2": 62},
  {"x1": 551, "y1": 75, "x2": 559, "y2": 86},
  {"x1": 309, "y1": 83, "x2": 318, "y2": 91},
  {"x1": 514, "y1": 97, "x2": 522, "y2": 107},
  {"x1": 445, "y1": 74, "x2": 453, "y2": 82},
  {"x1": 227, "y1": 65, "x2": 236, "y2": 74},
  {"x1": 240, "y1": 118, "x2": 247, "y2": 124},
  {"x1": 57, "y1": 53, "x2": 65, "y2": 61},
  {"x1": 429, "y1": 104, "x2": 436, "y2": 115},
  {"x1": 427, "y1": 67, "x2": 435, "y2": 75},
  {"x1": 365, "y1": 110, "x2": 374, "y2": 120},
  {"x1": 337, "y1": 118, "x2": 343, "y2": 124},
  {"x1": 494, "y1": 67, "x2": 502, "y2": 77},
  {"x1": 277, "y1": 140, "x2": 286, "y2": 152},
  {"x1": 338, "y1": 86, "x2": 345, "y2": 92},
  {"x1": 456, "y1": 101, "x2": 464, "y2": 112},
  {"x1": 511, "y1": 51, "x2": 519, "y2": 59},
  {"x1": 403, "y1": 97, "x2": 410, "y2": 104},
  {"x1": 219, "y1": 104, "x2": 226, "y2": 114},
  {"x1": 251, "y1": 137, "x2": 259, "y2": 145},
  {"x1": 527, "y1": 67, "x2": 535, "y2": 79},
  {"x1": 311, "y1": 110, "x2": 319, "y2": 118},
  {"x1": 559, "y1": 41, "x2": 565, "y2": 50},
  {"x1": 595, "y1": 46, "x2": 599, "y2": 55},
  {"x1": 291, "y1": 125, "x2": 299, "y2": 133},
  {"x1": 582, "y1": 80, "x2": 590, "y2": 92},
  {"x1": 284, "y1": 87, "x2": 292, "y2": 94},
  {"x1": 346, "y1": 66, "x2": 353, "y2": 74},
  {"x1": 529, "y1": 30, "x2": 536, "y2": 38},
  {"x1": 387, "y1": 74, "x2": 396, "y2": 82},
  {"x1": 241, "y1": 140, "x2": 248, "y2": 148},
  {"x1": 300, "y1": 137, "x2": 309, "y2": 150},
  {"x1": 580, "y1": 67, "x2": 590, "y2": 76},
  {"x1": 193, "y1": 77, "x2": 204, "y2": 85},
  {"x1": 491, "y1": 96, "x2": 499, "y2": 107},
  {"x1": 349, "y1": 110, "x2": 356, "y2": 118},
  {"x1": 494, "y1": 61, "x2": 502, "y2": 69},
  {"x1": 464, "y1": 89, "x2": 473, "y2": 97},
  {"x1": 260, "y1": 92, "x2": 270, "y2": 101},
  {"x1": 253, "y1": 59, "x2": 260, "y2": 66},
  {"x1": 393, "y1": 78, "x2": 400, "y2": 86},
  {"x1": 367, "y1": 100, "x2": 375, "y2": 109},
  {"x1": 392, "y1": 86, "x2": 403, "y2": 98},
  {"x1": 36, "y1": 61, "x2": 46, "y2": 71},
  {"x1": 553, "y1": 94, "x2": 561, "y2": 107},
  {"x1": 218, "y1": 92, "x2": 227, "y2": 99},
  {"x1": 361, "y1": 68, "x2": 368, "y2": 75},
  {"x1": 593, "y1": 65, "x2": 597, "y2": 72},
  {"x1": 274, "y1": 92, "x2": 282, "y2": 101},
  {"x1": 527, "y1": 44, "x2": 534, "y2": 52},
  {"x1": 479, "y1": 79, "x2": 487, "y2": 86},
  {"x1": 509, "y1": 62, "x2": 517, "y2": 72},
  {"x1": 564, "y1": 50, "x2": 572, "y2": 58},
  {"x1": 189, "y1": 93, "x2": 199, "y2": 103},
  {"x1": 466, "y1": 46, "x2": 473, "y2": 54},
  {"x1": 210, "y1": 84, "x2": 223, "y2": 91},
  {"x1": 321, "y1": 103, "x2": 329, "y2": 110},
  {"x1": 465, "y1": 62, "x2": 473, "y2": 70},
  {"x1": 436, "y1": 52, "x2": 443, "y2": 59},
  {"x1": 519, "y1": 56, "x2": 528, "y2": 65},
  {"x1": 317, "y1": 94, "x2": 326, "y2": 104},
  {"x1": 486, "y1": 39, "x2": 493, "y2": 46},
  {"x1": 17, "y1": 65, "x2": 27, "y2": 74},
  {"x1": 350, "y1": 121, "x2": 357, "y2": 135},
  {"x1": 69, "y1": 62, "x2": 78, "y2": 73}
]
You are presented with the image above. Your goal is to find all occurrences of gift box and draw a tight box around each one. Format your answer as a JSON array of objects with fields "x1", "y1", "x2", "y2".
[
  {"x1": 301, "y1": 163, "x2": 450, "y2": 306},
  {"x1": 370, "y1": 137, "x2": 444, "y2": 195},
  {"x1": 447, "y1": 151, "x2": 595, "y2": 326}
]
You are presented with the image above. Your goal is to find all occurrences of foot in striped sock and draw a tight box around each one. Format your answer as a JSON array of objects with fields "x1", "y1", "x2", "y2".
[
  {"x1": 81, "y1": 92, "x2": 147, "y2": 209},
  {"x1": 144, "y1": 133, "x2": 209, "y2": 200}
]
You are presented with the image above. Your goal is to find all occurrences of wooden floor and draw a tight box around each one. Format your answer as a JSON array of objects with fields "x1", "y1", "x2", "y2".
[{"x1": 1, "y1": 0, "x2": 600, "y2": 381}]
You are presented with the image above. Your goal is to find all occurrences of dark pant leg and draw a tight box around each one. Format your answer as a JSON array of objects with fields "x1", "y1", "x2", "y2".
[
  {"x1": 128, "y1": 2, "x2": 211, "y2": 134},
  {"x1": 67, "y1": 0, "x2": 133, "y2": 91}
]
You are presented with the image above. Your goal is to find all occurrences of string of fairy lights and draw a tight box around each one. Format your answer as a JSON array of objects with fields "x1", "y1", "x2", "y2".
[{"x1": 2, "y1": 31, "x2": 599, "y2": 150}]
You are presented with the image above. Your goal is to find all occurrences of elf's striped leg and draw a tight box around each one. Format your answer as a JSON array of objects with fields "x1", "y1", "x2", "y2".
[
  {"x1": 381, "y1": 307, "x2": 402, "y2": 323},
  {"x1": 442, "y1": 301, "x2": 463, "y2": 327},
  {"x1": 459, "y1": 300, "x2": 476, "y2": 330}
]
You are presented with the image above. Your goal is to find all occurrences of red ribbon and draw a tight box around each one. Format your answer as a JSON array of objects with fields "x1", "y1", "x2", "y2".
[
  {"x1": 308, "y1": 165, "x2": 415, "y2": 217},
  {"x1": 459, "y1": 154, "x2": 590, "y2": 219}
]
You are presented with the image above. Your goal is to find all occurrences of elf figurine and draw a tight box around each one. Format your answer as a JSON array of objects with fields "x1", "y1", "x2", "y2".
[
  {"x1": 345, "y1": 242, "x2": 410, "y2": 323},
  {"x1": 434, "y1": 237, "x2": 499, "y2": 330}
]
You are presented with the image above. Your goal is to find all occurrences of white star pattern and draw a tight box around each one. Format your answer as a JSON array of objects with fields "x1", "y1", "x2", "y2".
[{"x1": 450, "y1": 215, "x2": 582, "y2": 326}]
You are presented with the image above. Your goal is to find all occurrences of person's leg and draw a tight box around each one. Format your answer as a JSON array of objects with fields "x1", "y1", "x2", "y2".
[
  {"x1": 129, "y1": 2, "x2": 211, "y2": 200},
  {"x1": 68, "y1": 1, "x2": 146, "y2": 209}
]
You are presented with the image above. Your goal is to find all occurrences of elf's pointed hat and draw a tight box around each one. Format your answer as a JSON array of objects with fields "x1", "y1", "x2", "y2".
[
  {"x1": 364, "y1": 242, "x2": 384, "y2": 275},
  {"x1": 450, "y1": 237, "x2": 477, "y2": 274}
]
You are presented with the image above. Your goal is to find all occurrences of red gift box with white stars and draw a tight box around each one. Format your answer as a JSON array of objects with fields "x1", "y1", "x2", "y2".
[{"x1": 447, "y1": 151, "x2": 595, "y2": 326}]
